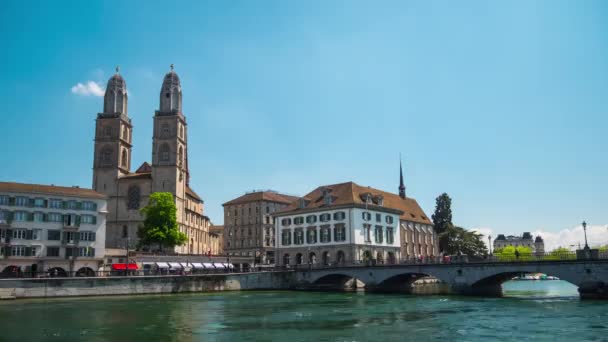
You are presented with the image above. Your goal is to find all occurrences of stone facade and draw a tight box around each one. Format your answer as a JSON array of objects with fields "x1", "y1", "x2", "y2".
[
  {"x1": 0, "y1": 182, "x2": 107, "y2": 276},
  {"x1": 209, "y1": 225, "x2": 224, "y2": 255},
  {"x1": 223, "y1": 191, "x2": 297, "y2": 264},
  {"x1": 92, "y1": 67, "x2": 214, "y2": 255}
]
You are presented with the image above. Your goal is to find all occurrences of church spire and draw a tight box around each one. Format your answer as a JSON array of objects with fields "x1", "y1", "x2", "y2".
[{"x1": 399, "y1": 154, "x2": 406, "y2": 199}]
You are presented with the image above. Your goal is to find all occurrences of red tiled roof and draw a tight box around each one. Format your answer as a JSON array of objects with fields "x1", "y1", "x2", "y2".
[
  {"x1": 277, "y1": 181, "x2": 431, "y2": 224},
  {"x1": 0, "y1": 182, "x2": 106, "y2": 199},
  {"x1": 223, "y1": 191, "x2": 299, "y2": 206}
]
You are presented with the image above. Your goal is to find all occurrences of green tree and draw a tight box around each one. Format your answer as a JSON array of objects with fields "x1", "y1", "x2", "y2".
[
  {"x1": 494, "y1": 246, "x2": 533, "y2": 262},
  {"x1": 440, "y1": 226, "x2": 488, "y2": 257},
  {"x1": 138, "y1": 192, "x2": 187, "y2": 251},
  {"x1": 545, "y1": 247, "x2": 575, "y2": 260},
  {"x1": 432, "y1": 193, "x2": 453, "y2": 253}
]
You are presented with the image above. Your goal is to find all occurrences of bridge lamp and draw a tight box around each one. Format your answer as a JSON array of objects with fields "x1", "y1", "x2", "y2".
[
  {"x1": 582, "y1": 221, "x2": 589, "y2": 249},
  {"x1": 488, "y1": 235, "x2": 492, "y2": 255}
]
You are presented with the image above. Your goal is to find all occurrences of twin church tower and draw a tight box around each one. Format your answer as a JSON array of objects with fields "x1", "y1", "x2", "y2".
[{"x1": 92, "y1": 66, "x2": 216, "y2": 254}]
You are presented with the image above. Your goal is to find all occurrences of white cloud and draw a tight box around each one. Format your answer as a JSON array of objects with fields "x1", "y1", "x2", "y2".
[
  {"x1": 471, "y1": 224, "x2": 608, "y2": 251},
  {"x1": 71, "y1": 81, "x2": 104, "y2": 97}
]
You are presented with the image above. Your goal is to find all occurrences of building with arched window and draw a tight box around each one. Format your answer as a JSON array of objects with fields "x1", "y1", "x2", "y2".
[{"x1": 92, "y1": 66, "x2": 217, "y2": 255}]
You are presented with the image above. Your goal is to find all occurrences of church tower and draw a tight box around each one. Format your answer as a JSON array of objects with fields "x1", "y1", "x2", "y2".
[
  {"x1": 92, "y1": 67, "x2": 133, "y2": 194},
  {"x1": 151, "y1": 65, "x2": 189, "y2": 203}
]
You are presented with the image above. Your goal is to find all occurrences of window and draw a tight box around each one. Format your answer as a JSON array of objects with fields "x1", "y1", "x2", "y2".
[
  {"x1": 127, "y1": 186, "x2": 141, "y2": 210},
  {"x1": 15, "y1": 197, "x2": 28, "y2": 207},
  {"x1": 48, "y1": 212, "x2": 62, "y2": 222},
  {"x1": 334, "y1": 225, "x2": 346, "y2": 242},
  {"x1": 320, "y1": 227, "x2": 331, "y2": 243},
  {"x1": 13, "y1": 211, "x2": 27, "y2": 221},
  {"x1": 376, "y1": 213, "x2": 381, "y2": 222},
  {"x1": 362, "y1": 212, "x2": 371, "y2": 221},
  {"x1": 12, "y1": 229, "x2": 27, "y2": 240},
  {"x1": 266, "y1": 206, "x2": 270, "y2": 214},
  {"x1": 104, "y1": 126, "x2": 112, "y2": 137},
  {"x1": 32, "y1": 229, "x2": 41, "y2": 240},
  {"x1": 294, "y1": 217, "x2": 304, "y2": 225},
  {"x1": 65, "y1": 232, "x2": 77, "y2": 244},
  {"x1": 160, "y1": 144, "x2": 170, "y2": 162},
  {"x1": 386, "y1": 227, "x2": 394, "y2": 244},
  {"x1": 33, "y1": 212, "x2": 44, "y2": 222},
  {"x1": 281, "y1": 218, "x2": 291, "y2": 226},
  {"x1": 66, "y1": 200, "x2": 78, "y2": 210},
  {"x1": 121, "y1": 149, "x2": 128, "y2": 167},
  {"x1": 374, "y1": 226, "x2": 383, "y2": 244},
  {"x1": 79, "y1": 247, "x2": 95, "y2": 257},
  {"x1": 162, "y1": 123, "x2": 170, "y2": 136},
  {"x1": 282, "y1": 230, "x2": 291, "y2": 245},
  {"x1": 82, "y1": 201, "x2": 97, "y2": 211},
  {"x1": 319, "y1": 213, "x2": 331, "y2": 222},
  {"x1": 333, "y1": 212, "x2": 346, "y2": 221},
  {"x1": 63, "y1": 214, "x2": 79, "y2": 227},
  {"x1": 364, "y1": 224, "x2": 371, "y2": 242},
  {"x1": 34, "y1": 198, "x2": 45, "y2": 208},
  {"x1": 30, "y1": 246, "x2": 38, "y2": 257},
  {"x1": 47, "y1": 247, "x2": 60, "y2": 257},
  {"x1": 0, "y1": 196, "x2": 9, "y2": 205},
  {"x1": 47, "y1": 230, "x2": 61, "y2": 241},
  {"x1": 11, "y1": 246, "x2": 26, "y2": 256},
  {"x1": 49, "y1": 199, "x2": 62, "y2": 209},
  {"x1": 385, "y1": 216, "x2": 394, "y2": 224},
  {"x1": 306, "y1": 215, "x2": 317, "y2": 224},
  {"x1": 306, "y1": 228, "x2": 317, "y2": 244},
  {"x1": 81, "y1": 215, "x2": 96, "y2": 225},
  {"x1": 100, "y1": 146, "x2": 112, "y2": 165},
  {"x1": 294, "y1": 229, "x2": 304, "y2": 245}
]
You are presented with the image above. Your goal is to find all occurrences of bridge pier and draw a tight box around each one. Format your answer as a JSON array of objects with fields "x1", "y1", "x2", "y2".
[{"x1": 578, "y1": 281, "x2": 608, "y2": 300}]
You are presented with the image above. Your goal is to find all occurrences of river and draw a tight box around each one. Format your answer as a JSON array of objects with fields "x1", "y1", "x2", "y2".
[{"x1": 0, "y1": 280, "x2": 606, "y2": 341}]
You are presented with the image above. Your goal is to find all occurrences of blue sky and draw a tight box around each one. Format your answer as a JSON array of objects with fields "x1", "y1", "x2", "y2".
[{"x1": 1, "y1": 1, "x2": 607, "y2": 246}]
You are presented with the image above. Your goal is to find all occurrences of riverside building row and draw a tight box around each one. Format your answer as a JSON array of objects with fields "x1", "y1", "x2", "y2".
[
  {"x1": 222, "y1": 163, "x2": 438, "y2": 265},
  {"x1": 0, "y1": 182, "x2": 107, "y2": 277}
]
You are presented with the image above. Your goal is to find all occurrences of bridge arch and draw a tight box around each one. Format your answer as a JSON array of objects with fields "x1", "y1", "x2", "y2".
[
  {"x1": 372, "y1": 272, "x2": 435, "y2": 293},
  {"x1": 311, "y1": 273, "x2": 365, "y2": 291}
]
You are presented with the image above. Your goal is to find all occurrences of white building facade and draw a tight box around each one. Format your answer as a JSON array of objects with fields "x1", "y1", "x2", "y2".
[
  {"x1": 0, "y1": 182, "x2": 107, "y2": 277},
  {"x1": 274, "y1": 181, "x2": 434, "y2": 266}
]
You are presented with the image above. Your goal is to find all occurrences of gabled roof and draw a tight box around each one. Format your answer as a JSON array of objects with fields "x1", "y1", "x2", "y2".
[
  {"x1": 223, "y1": 191, "x2": 299, "y2": 206},
  {"x1": 186, "y1": 186, "x2": 203, "y2": 202},
  {"x1": 135, "y1": 162, "x2": 152, "y2": 173},
  {"x1": 276, "y1": 181, "x2": 432, "y2": 225},
  {"x1": 0, "y1": 182, "x2": 106, "y2": 199}
]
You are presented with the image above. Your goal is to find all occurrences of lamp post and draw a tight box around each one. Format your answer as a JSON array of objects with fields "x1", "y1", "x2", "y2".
[
  {"x1": 582, "y1": 221, "x2": 589, "y2": 249},
  {"x1": 488, "y1": 235, "x2": 492, "y2": 256}
]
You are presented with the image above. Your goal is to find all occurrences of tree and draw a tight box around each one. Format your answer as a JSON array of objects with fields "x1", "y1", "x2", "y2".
[
  {"x1": 432, "y1": 193, "x2": 453, "y2": 253},
  {"x1": 440, "y1": 226, "x2": 488, "y2": 257},
  {"x1": 494, "y1": 246, "x2": 533, "y2": 262},
  {"x1": 545, "y1": 247, "x2": 575, "y2": 260},
  {"x1": 138, "y1": 192, "x2": 187, "y2": 251}
]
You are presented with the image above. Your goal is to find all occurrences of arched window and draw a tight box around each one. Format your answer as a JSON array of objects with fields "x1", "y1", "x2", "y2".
[
  {"x1": 178, "y1": 146, "x2": 183, "y2": 166},
  {"x1": 283, "y1": 253, "x2": 290, "y2": 266},
  {"x1": 179, "y1": 125, "x2": 184, "y2": 138},
  {"x1": 122, "y1": 126, "x2": 128, "y2": 141},
  {"x1": 160, "y1": 144, "x2": 170, "y2": 162},
  {"x1": 336, "y1": 251, "x2": 345, "y2": 265},
  {"x1": 296, "y1": 253, "x2": 303, "y2": 265},
  {"x1": 127, "y1": 186, "x2": 141, "y2": 210},
  {"x1": 308, "y1": 252, "x2": 316, "y2": 264},
  {"x1": 322, "y1": 251, "x2": 330, "y2": 265},
  {"x1": 121, "y1": 149, "x2": 128, "y2": 167},
  {"x1": 100, "y1": 146, "x2": 112, "y2": 165}
]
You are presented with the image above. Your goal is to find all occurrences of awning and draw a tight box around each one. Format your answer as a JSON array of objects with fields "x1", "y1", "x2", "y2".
[
  {"x1": 156, "y1": 262, "x2": 170, "y2": 269},
  {"x1": 179, "y1": 262, "x2": 191, "y2": 268},
  {"x1": 112, "y1": 263, "x2": 138, "y2": 270},
  {"x1": 142, "y1": 262, "x2": 155, "y2": 268},
  {"x1": 191, "y1": 262, "x2": 204, "y2": 269},
  {"x1": 213, "y1": 263, "x2": 225, "y2": 269},
  {"x1": 202, "y1": 263, "x2": 215, "y2": 268},
  {"x1": 168, "y1": 262, "x2": 183, "y2": 269},
  {"x1": 224, "y1": 263, "x2": 235, "y2": 269}
]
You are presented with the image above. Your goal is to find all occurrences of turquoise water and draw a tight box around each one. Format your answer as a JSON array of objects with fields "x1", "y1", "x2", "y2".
[{"x1": 0, "y1": 281, "x2": 606, "y2": 341}]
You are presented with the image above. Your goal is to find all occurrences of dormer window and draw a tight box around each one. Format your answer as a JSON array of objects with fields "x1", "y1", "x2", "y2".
[
  {"x1": 298, "y1": 198, "x2": 307, "y2": 209},
  {"x1": 374, "y1": 195, "x2": 384, "y2": 206}
]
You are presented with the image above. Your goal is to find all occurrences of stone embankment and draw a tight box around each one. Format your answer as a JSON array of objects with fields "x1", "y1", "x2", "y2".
[{"x1": 0, "y1": 272, "x2": 297, "y2": 299}]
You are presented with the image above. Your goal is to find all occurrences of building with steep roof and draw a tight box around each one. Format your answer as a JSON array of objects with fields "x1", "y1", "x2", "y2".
[
  {"x1": 493, "y1": 232, "x2": 545, "y2": 255},
  {"x1": 223, "y1": 191, "x2": 298, "y2": 264},
  {"x1": 274, "y1": 166, "x2": 437, "y2": 266},
  {"x1": 92, "y1": 66, "x2": 215, "y2": 255}
]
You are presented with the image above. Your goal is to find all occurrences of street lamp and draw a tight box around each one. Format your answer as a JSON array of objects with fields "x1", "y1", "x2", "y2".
[
  {"x1": 488, "y1": 235, "x2": 492, "y2": 255},
  {"x1": 582, "y1": 221, "x2": 589, "y2": 249}
]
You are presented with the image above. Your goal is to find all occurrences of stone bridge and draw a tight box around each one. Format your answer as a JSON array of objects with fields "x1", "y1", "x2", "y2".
[{"x1": 293, "y1": 260, "x2": 608, "y2": 298}]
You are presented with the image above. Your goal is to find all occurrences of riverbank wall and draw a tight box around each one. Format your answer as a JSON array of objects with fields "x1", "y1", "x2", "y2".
[{"x1": 0, "y1": 272, "x2": 297, "y2": 299}]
